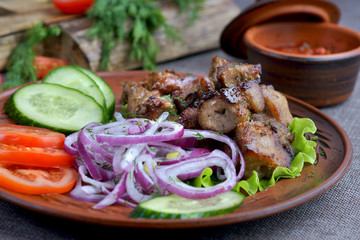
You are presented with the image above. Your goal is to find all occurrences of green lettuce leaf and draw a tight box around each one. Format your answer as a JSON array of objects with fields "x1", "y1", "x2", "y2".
[
  {"x1": 234, "y1": 117, "x2": 317, "y2": 195},
  {"x1": 191, "y1": 167, "x2": 215, "y2": 188}
]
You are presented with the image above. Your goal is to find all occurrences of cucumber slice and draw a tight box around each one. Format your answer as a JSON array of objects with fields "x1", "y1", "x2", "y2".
[
  {"x1": 5, "y1": 82, "x2": 105, "y2": 135},
  {"x1": 75, "y1": 66, "x2": 115, "y2": 120},
  {"x1": 130, "y1": 191, "x2": 245, "y2": 219},
  {"x1": 42, "y1": 65, "x2": 106, "y2": 111}
]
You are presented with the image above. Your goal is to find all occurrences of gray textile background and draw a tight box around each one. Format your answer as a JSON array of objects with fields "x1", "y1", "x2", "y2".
[{"x1": 1, "y1": 0, "x2": 359, "y2": 239}]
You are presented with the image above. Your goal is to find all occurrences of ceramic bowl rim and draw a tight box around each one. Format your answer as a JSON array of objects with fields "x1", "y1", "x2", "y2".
[{"x1": 244, "y1": 22, "x2": 360, "y2": 62}]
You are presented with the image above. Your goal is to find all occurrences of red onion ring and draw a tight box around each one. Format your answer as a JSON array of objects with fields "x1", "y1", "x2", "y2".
[
  {"x1": 155, "y1": 150, "x2": 236, "y2": 199},
  {"x1": 182, "y1": 129, "x2": 245, "y2": 181}
]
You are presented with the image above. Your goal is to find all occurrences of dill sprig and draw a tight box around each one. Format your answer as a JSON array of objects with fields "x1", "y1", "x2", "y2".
[
  {"x1": 86, "y1": 0, "x2": 203, "y2": 71},
  {"x1": 175, "y1": 0, "x2": 205, "y2": 25},
  {"x1": 1, "y1": 23, "x2": 61, "y2": 91}
]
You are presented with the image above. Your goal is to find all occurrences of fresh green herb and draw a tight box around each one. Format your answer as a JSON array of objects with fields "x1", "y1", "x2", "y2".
[
  {"x1": 161, "y1": 94, "x2": 174, "y2": 102},
  {"x1": 194, "y1": 131, "x2": 205, "y2": 140},
  {"x1": 175, "y1": 0, "x2": 204, "y2": 25},
  {"x1": 311, "y1": 136, "x2": 319, "y2": 141},
  {"x1": 319, "y1": 147, "x2": 326, "y2": 156},
  {"x1": 308, "y1": 170, "x2": 316, "y2": 178},
  {"x1": 167, "y1": 106, "x2": 179, "y2": 118},
  {"x1": 86, "y1": 0, "x2": 203, "y2": 71},
  {"x1": 149, "y1": 147, "x2": 157, "y2": 152},
  {"x1": 1, "y1": 23, "x2": 61, "y2": 91}
]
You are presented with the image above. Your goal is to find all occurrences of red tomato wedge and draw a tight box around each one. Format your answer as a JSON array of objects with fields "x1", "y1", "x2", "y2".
[
  {"x1": 0, "y1": 143, "x2": 75, "y2": 167},
  {"x1": 52, "y1": 0, "x2": 94, "y2": 14},
  {"x1": 0, "y1": 163, "x2": 77, "y2": 195},
  {"x1": 34, "y1": 56, "x2": 68, "y2": 79},
  {"x1": 0, "y1": 124, "x2": 66, "y2": 148}
]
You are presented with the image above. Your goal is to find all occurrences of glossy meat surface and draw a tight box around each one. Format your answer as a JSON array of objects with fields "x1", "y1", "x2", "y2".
[{"x1": 119, "y1": 56, "x2": 295, "y2": 180}]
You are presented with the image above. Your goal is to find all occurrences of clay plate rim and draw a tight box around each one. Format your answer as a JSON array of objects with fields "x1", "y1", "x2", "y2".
[{"x1": 0, "y1": 71, "x2": 353, "y2": 229}]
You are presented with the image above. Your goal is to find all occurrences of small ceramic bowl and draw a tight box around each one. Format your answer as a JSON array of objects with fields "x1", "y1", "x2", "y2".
[{"x1": 243, "y1": 22, "x2": 360, "y2": 107}]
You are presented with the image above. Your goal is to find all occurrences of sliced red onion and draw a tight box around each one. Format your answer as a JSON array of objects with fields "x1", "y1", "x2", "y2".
[
  {"x1": 189, "y1": 148, "x2": 211, "y2": 158},
  {"x1": 77, "y1": 140, "x2": 104, "y2": 180},
  {"x1": 78, "y1": 123, "x2": 114, "y2": 163},
  {"x1": 117, "y1": 143, "x2": 146, "y2": 173},
  {"x1": 126, "y1": 166, "x2": 153, "y2": 203},
  {"x1": 155, "y1": 149, "x2": 236, "y2": 199},
  {"x1": 66, "y1": 111, "x2": 246, "y2": 209},
  {"x1": 133, "y1": 154, "x2": 155, "y2": 193},
  {"x1": 127, "y1": 124, "x2": 148, "y2": 135},
  {"x1": 93, "y1": 172, "x2": 127, "y2": 209},
  {"x1": 77, "y1": 164, "x2": 115, "y2": 190},
  {"x1": 69, "y1": 178, "x2": 106, "y2": 203},
  {"x1": 166, "y1": 137, "x2": 198, "y2": 149},
  {"x1": 64, "y1": 131, "x2": 80, "y2": 157},
  {"x1": 182, "y1": 129, "x2": 245, "y2": 181},
  {"x1": 149, "y1": 141, "x2": 190, "y2": 165},
  {"x1": 95, "y1": 112, "x2": 184, "y2": 146},
  {"x1": 143, "y1": 157, "x2": 168, "y2": 196}
]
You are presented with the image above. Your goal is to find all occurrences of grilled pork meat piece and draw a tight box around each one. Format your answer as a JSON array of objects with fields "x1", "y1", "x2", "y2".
[
  {"x1": 120, "y1": 81, "x2": 177, "y2": 121},
  {"x1": 120, "y1": 81, "x2": 160, "y2": 116},
  {"x1": 176, "y1": 107, "x2": 201, "y2": 129},
  {"x1": 251, "y1": 112, "x2": 295, "y2": 157},
  {"x1": 197, "y1": 93, "x2": 250, "y2": 134},
  {"x1": 236, "y1": 120, "x2": 293, "y2": 179},
  {"x1": 219, "y1": 80, "x2": 265, "y2": 113},
  {"x1": 141, "y1": 95, "x2": 178, "y2": 121},
  {"x1": 209, "y1": 56, "x2": 228, "y2": 89},
  {"x1": 217, "y1": 62, "x2": 262, "y2": 88},
  {"x1": 145, "y1": 70, "x2": 200, "y2": 95},
  {"x1": 147, "y1": 70, "x2": 215, "y2": 114},
  {"x1": 170, "y1": 76, "x2": 214, "y2": 113},
  {"x1": 260, "y1": 84, "x2": 293, "y2": 126},
  {"x1": 171, "y1": 90, "x2": 200, "y2": 113},
  {"x1": 208, "y1": 56, "x2": 261, "y2": 89}
]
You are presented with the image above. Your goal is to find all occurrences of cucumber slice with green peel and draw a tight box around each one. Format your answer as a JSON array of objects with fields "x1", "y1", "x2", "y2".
[
  {"x1": 42, "y1": 65, "x2": 106, "y2": 111},
  {"x1": 130, "y1": 191, "x2": 245, "y2": 219},
  {"x1": 4, "y1": 82, "x2": 105, "y2": 135},
  {"x1": 75, "y1": 66, "x2": 115, "y2": 120}
]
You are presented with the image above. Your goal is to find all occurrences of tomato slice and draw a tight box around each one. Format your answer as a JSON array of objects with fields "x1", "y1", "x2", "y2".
[
  {"x1": 0, "y1": 124, "x2": 66, "y2": 148},
  {"x1": 52, "y1": 0, "x2": 94, "y2": 14},
  {"x1": 0, "y1": 163, "x2": 77, "y2": 195},
  {"x1": 0, "y1": 143, "x2": 75, "y2": 167},
  {"x1": 34, "y1": 56, "x2": 68, "y2": 79}
]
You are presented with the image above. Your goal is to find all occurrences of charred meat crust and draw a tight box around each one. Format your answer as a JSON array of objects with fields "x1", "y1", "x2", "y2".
[
  {"x1": 119, "y1": 56, "x2": 296, "y2": 180},
  {"x1": 260, "y1": 84, "x2": 293, "y2": 126},
  {"x1": 219, "y1": 80, "x2": 265, "y2": 113},
  {"x1": 209, "y1": 56, "x2": 262, "y2": 89},
  {"x1": 236, "y1": 121, "x2": 293, "y2": 179}
]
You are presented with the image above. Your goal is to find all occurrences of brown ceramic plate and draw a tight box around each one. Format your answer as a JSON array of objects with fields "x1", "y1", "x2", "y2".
[{"x1": 0, "y1": 71, "x2": 353, "y2": 229}]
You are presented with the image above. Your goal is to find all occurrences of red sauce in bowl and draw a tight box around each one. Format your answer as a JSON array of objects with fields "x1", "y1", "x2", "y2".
[{"x1": 274, "y1": 42, "x2": 332, "y2": 55}]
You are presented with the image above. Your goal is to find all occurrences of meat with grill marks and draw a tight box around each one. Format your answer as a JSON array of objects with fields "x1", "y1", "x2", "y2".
[
  {"x1": 260, "y1": 84, "x2": 293, "y2": 126},
  {"x1": 119, "y1": 56, "x2": 296, "y2": 180},
  {"x1": 120, "y1": 81, "x2": 160, "y2": 116},
  {"x1": 236, "y1": 120, "x2": 293, "y2": 179},
  {"x1": 219, "y1": 80, "x2": 265, "y2": 113},
  {"x1": 120, "y1": 81, "x2": 177, "y2": 121},
  {"x1": 209, "y1": 56, "x2": 262, "y2": 89}
]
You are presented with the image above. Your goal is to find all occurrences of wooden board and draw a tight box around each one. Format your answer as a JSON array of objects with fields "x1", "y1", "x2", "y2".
[{"x1": 0, "y1": 0, "x2": 240, "y2": 71}]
